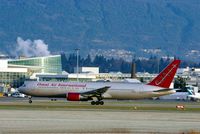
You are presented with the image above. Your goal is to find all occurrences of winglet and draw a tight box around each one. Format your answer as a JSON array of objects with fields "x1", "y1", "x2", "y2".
[
  {"x1": 147, "y1": 59, "x2": 181, "y2": 88},
  {"x1": 187, "y1": 88, "x2": 195, "y2": 95}
]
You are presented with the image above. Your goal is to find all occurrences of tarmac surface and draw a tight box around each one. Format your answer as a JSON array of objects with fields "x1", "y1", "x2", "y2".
[{"x1": 0, "y1": 97, "x2": 200, "y2": 134}]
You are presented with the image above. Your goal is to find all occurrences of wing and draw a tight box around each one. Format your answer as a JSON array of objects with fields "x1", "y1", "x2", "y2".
[
  {"x1": 153, "y1": 88, "x2": 173, "y2": 93},
  {"x1": 80, "y1": 86, "x2": 110, "y2": 98}
]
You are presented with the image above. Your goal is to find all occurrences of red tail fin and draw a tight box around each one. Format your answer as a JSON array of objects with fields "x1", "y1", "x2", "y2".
[{"x1": 147, "y1": 59, "x2": 181, "y2": 88}]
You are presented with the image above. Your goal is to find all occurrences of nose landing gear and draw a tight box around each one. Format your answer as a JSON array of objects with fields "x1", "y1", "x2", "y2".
[{"x1": 28, "y1": 96, "x2": 32, "y2": 104}]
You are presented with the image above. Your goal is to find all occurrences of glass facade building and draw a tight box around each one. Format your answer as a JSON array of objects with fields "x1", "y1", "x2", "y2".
[
  {"x1": 0, "y1": 72, "x2": 28, "y2": 88},
  {"x1": 8, "y1": 55, "x2": 62, "y2": 74},
  {"x1": 0, "y1": 55, "x2": 62, "y2": 89}
]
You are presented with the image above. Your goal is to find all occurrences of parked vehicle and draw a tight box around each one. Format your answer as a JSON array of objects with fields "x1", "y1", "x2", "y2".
[{"x1": 12, "y1": 92, "x2": 26, "y2": 98}]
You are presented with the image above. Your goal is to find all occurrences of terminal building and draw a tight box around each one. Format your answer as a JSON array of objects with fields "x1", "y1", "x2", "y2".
[
  {"x1": 8, "y1": 55, "x2": 62, "y2": 74},
  {"x1": 0, "y1": 59, "x2": 28, "y2": 88},
  {"x1": 0, "y1": 55, "x2": 62, "y2": 92}
]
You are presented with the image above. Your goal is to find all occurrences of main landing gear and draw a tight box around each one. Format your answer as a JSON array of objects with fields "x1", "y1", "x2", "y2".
[
  {"x1": 91, "y1": 96, "x2": 104, "y2": 105},
  {"x1": 28, "y1": 96, "x2": 32, "y2": 104},
  {"x1": 51, "y1": 99, "x2": 57, "y2": 101},
  {"x1": 91, "y1": 101, "x2": 104, "y2": 105}
]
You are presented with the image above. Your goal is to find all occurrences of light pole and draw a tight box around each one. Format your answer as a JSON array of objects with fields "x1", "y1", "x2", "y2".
[
  {"x1": 75, "y1": 48, "x2": 80, "y2": 82},
  {"x1": 157, "y1": 57, "x2": 160, "y2": 73}
]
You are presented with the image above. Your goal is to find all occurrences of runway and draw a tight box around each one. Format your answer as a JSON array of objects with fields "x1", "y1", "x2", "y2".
[{"x1": 0, "y1": 97, "x2": 200, "y2": 133}]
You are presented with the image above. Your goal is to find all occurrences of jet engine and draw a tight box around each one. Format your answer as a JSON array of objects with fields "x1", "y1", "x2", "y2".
[{"x1": 66, "y1": 92, "x2": 88, "y2": 101}]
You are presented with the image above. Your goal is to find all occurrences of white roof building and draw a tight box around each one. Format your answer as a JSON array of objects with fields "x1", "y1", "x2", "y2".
[{"x1": 74, "y1": 67, "x2": 99, "y2": 74}]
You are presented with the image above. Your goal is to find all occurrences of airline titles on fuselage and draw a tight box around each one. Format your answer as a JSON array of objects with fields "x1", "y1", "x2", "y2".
[{"x1": 36, "y1": 82, "x2": 87, "y2": 88}]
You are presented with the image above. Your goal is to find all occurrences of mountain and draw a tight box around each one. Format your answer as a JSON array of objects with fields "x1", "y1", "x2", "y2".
[{"x1": 1, "y1": 0, "x2": 200, "y2": 61}]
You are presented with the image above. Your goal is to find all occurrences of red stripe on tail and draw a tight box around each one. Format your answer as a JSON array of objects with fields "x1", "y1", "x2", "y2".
[{"x1": 147, "y1": 60, "x2": 181, "y2": 88}]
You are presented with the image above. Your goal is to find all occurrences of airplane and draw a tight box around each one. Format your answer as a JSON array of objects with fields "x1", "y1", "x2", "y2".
[
  {"x1": 18, "y1": 59, "x2": 181, "y2": 105},
  {"x1": 186, "y1": 86, "x2": 200, "y2": 101}
]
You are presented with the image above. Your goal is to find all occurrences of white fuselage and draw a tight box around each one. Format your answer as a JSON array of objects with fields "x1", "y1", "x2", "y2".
[
  {"x1": 18, "y1": 81, "x2": 175, "y2": 100},
  {"x1": 188, "y1": 93, "x2": 200, "y2": 100}
]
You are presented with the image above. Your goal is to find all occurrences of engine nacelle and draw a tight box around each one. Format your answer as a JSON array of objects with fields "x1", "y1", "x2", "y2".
[{"x1": 66, "y1": 92, "x2": 88, "y2": 101}]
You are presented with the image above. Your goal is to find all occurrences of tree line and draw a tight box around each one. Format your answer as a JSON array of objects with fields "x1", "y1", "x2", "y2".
[{"x1": 61, "y1": 53, "x2": 200, "y2": 73}]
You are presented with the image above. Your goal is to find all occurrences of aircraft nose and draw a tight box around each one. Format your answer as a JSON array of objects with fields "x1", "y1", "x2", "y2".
[{"x1": 18, "y1": 87, "x2": 25, "y2": 94}]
